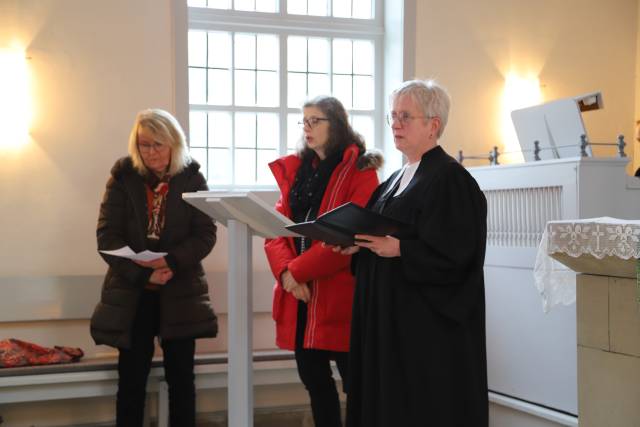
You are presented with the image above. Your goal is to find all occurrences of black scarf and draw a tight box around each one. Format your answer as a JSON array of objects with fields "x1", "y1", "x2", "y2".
[{"x1": 289, "y1": 151, "x2": 343, "y2": 223}]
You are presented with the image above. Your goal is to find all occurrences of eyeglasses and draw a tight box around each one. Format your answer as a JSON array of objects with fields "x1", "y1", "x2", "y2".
[
  {"x1": 298, "y1": 117, "x2": 330, "y2": 128},
  {"x1": 137, "y1": 142, "x2": 167, "y2": 153},
  {"x1": 386, "y1": 112, "x2": 433, "y2": 126}
]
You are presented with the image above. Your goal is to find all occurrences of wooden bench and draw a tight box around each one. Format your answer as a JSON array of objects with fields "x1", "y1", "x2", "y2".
[
  {"x1": 0, "y1": 350, "x2": 297, "y2": 427},
  {"x1": 0, "y1": 267, "x2": 291, "y2": 425}
]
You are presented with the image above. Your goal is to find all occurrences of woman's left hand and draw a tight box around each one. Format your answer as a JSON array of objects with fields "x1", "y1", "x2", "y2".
[
  {"x1": 354, "y1": 234, "x2": 401, "y2": 258},
  {"x1": 134, "y1": 257, "x2": 168, "y2": 270}
]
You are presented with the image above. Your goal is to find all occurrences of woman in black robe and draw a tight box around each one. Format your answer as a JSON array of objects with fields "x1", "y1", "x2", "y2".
[{"x1": 339, "y1": 80, "x2": 488, "y2": 426}]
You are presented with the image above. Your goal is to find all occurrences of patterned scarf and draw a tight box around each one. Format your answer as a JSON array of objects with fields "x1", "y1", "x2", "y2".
[{"x1": 145, "y1": 174, "x2": 171, "y2": 240}]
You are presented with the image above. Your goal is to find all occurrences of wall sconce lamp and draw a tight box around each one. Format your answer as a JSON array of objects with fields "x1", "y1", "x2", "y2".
[
  {"x1": 500, "y1": 72, "x2": 542, "y2": 163},
  {"x1": 0, "y1": 48, "x2": 31, "y2": 149}
]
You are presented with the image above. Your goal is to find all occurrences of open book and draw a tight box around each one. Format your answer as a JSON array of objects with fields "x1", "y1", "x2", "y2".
[{"x1": 285, "y1": 202, "x2": 410, "y2": 247}]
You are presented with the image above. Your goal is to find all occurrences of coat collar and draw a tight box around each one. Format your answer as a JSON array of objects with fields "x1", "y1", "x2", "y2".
[{"x1": 269, "y1": 144, "x2": 360, "y2": 214}]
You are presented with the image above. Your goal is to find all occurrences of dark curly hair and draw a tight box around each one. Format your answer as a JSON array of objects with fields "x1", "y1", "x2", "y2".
[{"x1": 298, "y1": 96, "x2": 366, "y2": 162}]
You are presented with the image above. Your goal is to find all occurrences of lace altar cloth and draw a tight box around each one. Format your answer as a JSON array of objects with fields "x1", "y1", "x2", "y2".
[{"x1": 533, "y1": 217, "x2": 640, "y2": 313}]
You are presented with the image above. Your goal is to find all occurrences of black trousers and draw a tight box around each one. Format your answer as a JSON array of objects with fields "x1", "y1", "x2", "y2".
[
  {"x1": 116, "y1": 290, "x2": 196, "y2": 427},
  {"x1": 295, "y1": 300, "x2": 348, "y2": 427}
]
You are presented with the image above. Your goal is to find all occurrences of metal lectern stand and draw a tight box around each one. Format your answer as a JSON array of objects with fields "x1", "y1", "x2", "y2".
[{"x1": 182, "y1": 191, "x2": 296, "y2": 427}]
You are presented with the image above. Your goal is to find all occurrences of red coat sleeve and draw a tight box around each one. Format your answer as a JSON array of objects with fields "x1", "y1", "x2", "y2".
[{"x1": 287, "y1": 168, "x2": 379, "y2": 283}]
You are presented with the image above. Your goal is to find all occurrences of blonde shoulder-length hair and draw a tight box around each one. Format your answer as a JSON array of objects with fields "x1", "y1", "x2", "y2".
[{"x1": 128, "y1": 108, "x2": 191, "y2": 176}]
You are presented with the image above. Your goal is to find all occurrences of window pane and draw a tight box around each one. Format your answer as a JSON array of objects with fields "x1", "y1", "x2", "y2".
[
  {"x1": 352, "y1": 115, "x2": 374, "y2": 147},
  {"x1": 308, "y1": 38, "x2": 330, "y2": 73},
  {"x1": 287, "y1": 113, "x2": 302, "y2": 151},
  {"x1": 235, "y1": 112, "x2": 256, "y2": 148},
  {"x1": 333, "y1": 39, "x2": 352, "y2": 74},
  {"x1": 353, "y1": 75, "x2": 374, "y2": 110},
  {"x1": 257, "y1": 150, "x2": 278, "y2": 184},
  {"x1": 235, "y1": 69, "x2": 256, "y2": 106},
  {"x1": 257, "y1": 34, "x2": 279, "y2": 71},
  {"x1": 308, "y1": 73, "x2": 330, "y2": 99},
  {"x1": 333, "y1": 74, "x2": 353, "y2": 109},
  {"x1": 257, "y1": 113, "x2": 279, "y2": 149},
  {"x1": 188, "y1": 0, "x2": 207, "y2": 7},
  {"x1": 255, "y1": 0, "x2": 277, "y2": 12},
  {"x1": 189, "y1": 111, "x2": 207, "y2": 147},
  {"x1": 353, "y1": 40, "x2": 374, "y2": 75},
  {"x1": 208, "y1": 112, "x2": 232, "y2": 148},
  {"x1": 257, "y1": 71, "x2": 278, "y2": 107},
  {"x1": 352, "y1": 0, "x2": 372, "y2": 19},
  {"x1": 287, "y1": 0, "x2": 306, "y2": 14},
  {"x1": 189, "y1": 14, "x2": 381, "y2": 187},
  {"x1": 207, "y1": 69, "x2": 232, "y2": 105},
  {"x1": 190, "y1": 148, "x2": 208, "y2": 177},
  {"x1": 188, "y1": 31, "x2": 207, "y2": 67},
  {"x1": 235, "y1": 34, "x2": 256, "y2": 69},
  {"x1": 189, "y1": 68, "x2": 207, "y2": 104},
  {"x1": 235, "y1": 149, "x2": 257, "y2": 184},
  {"x1": 287, "y1": 37, "x2": 307, "y2": 72},
  {"x1": 209, "y1": 148, "x2": 231, "y2": 185},
  {"x1": 206, "y1": 0, "x2": 231, "y2": 8},
  {"x1": 208, "y1": 32, "x2": 232, "y2": 69},
  {"x1": 333, "y1": 0, "x2": 352, "y2": 18},
  {"x1": 235, "y1": 0, "x2": 255, "y2": 11},
  {"x1": 288, "y1": 72, "x2": 307, "y2": 108},
  {"x1": 309, "y1": 0, "x2": 329, "y2": 16}
]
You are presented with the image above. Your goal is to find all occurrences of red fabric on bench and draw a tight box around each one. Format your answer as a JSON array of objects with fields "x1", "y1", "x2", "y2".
[{"x1": 0, "y1": 338, "x2": 83, "y2": 368}]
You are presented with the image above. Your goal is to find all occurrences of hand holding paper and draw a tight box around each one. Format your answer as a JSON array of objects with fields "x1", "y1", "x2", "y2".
[
  {"x1": 149, "y1": 268, "x2": 173, "y2": 285},
  {"x1": 134, "y1": 257, "x2": 169, "y2": 270}
]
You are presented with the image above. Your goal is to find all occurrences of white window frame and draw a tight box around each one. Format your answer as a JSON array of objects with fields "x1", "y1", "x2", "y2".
[{"x1": 179, "y1": 0, "x2": 385, "y2": 190}]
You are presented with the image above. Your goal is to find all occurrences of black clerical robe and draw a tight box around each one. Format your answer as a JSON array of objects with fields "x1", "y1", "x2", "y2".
[{"x1": 346, "y1": 146, "x2": 488, "y2": 427}]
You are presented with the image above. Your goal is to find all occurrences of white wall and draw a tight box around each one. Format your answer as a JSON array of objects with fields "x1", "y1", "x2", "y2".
[
  {"x1": 0, "y1": 1, "x2": 281, "y2": 425},
  {"x1": 413, "y1": 0, "x2": 638, "y2": 173},
  {"x1": 0, "y1": 0, "x2": 174, "y2": 277},
  {"x1": 0, "y1": 0, "x2": 277, "y2": 356}
]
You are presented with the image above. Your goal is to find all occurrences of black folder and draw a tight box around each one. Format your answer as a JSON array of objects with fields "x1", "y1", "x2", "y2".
[{"x1": 285, "y1": 202, "x2": 410, "y2": 247}]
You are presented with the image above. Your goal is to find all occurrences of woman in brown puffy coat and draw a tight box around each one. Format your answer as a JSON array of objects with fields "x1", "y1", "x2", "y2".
[{"x1": 90, "y1": 109, "x2": 218, "y2": 427}]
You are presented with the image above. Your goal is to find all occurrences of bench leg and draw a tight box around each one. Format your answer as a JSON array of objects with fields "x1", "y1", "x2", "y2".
[{"x1": 157, "y1": 380, "x2": 169, "y2": 427}]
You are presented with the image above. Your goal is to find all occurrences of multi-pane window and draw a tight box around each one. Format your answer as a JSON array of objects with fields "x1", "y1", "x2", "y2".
[
  {"x1": 187, "y1": 0, "x2": 279, "y2": 13},
  {"x1": 187, "y1": 0, "x2": 382, "y2": 187},
  {"x1": 189, "y1": 0, "x2": 372, "y2": 18},
  {"x1": 287, "y1": 0, "x2": 372, "y2": 18}
]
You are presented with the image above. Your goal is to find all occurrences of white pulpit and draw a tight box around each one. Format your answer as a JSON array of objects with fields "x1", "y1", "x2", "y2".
[
  {"x1": 467, "y1": 157, "x2": 640, "y2": 426},
  {"x1": 182, "y1": 191, "x2": 297, "y2": 427}
]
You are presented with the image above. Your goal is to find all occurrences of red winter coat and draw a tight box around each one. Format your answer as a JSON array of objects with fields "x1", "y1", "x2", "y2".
[{"x1": 264, "y1": 144, "x2": 381, "y2": 352}]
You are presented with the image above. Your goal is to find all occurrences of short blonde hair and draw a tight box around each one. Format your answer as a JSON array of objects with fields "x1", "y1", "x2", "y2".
[
  {"x1": 128, "y1": 109, "x2": 191, "y2": 176},
  {"x1": 390, "y1": 79, "x2": 451, "y2": 138}
]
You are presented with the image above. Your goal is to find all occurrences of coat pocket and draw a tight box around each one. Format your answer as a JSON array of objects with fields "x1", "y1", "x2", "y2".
[{"x1": 90, "y1": 301, "x2": 134, "y2": 333}]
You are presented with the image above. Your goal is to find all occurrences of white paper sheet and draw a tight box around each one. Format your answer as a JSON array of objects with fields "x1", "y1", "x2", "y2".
[{"x1": 100, "y1": 246, "x2": 167, "y2": 262}]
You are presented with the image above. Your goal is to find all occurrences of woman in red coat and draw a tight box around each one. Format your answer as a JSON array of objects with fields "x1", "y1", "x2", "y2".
[{"x1": 265, "y1": 96, "x2": 382, "y2": 427}]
